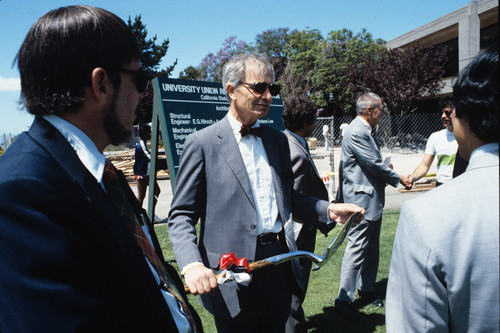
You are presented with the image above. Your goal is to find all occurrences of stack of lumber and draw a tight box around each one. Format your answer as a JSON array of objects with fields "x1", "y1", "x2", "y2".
[
  {"x1": 105, "y1": 152, "x2": 169, "y2": 183},
  {"x1": 398, "y1": 178, "x2": 436, "y2": 193}
]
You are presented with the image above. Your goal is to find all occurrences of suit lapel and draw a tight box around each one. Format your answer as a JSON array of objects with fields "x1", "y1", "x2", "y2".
[
  {"x1": 302, "y1": 140, "x2": 322, "y2": 179},
  {"x1": 263, "y1": 126, "x2": 283, "y2": 198},
  {"x1": 352, "y1": 117, "x2": 382, "y2": 159},
  {"x1": 217, "y1": 116, "x2": 256, "y2": 208},
  {"x1": 285, "y1": 130, "x2": 323, "y2": 182},
  {"x1": 264, "y1": 128, "x2": 301, "y2": 280}
]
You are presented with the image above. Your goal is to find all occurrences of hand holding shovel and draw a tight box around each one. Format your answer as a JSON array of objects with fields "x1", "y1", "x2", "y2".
[{"x1": 183, "y1": 211, "x2": 361, "y2": 294}]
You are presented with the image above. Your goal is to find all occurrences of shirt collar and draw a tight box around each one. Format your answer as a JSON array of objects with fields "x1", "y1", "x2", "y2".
[
  {"x1": 285, "y1": 129, "x2": 307, "y2": 149},
  {"x1": 43, "y1": 114, "x2": 106, "y2": 183},
  {"x1": 227, "y1": 112, "x2": 261, "y2": 143},
  {"x1": 467, "y1": 142, "x2": 499, "y2": 171},
  {"x1": 356, "y1": 116, "x2": 372, "y2": 133}
]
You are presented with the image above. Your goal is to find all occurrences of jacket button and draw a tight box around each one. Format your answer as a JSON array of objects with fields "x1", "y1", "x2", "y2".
[{"x1": 250, "y1": 224, "x2": 256, "y2": 230}]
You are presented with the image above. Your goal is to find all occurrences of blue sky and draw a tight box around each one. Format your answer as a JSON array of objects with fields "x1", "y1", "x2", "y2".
[{"x1": 0, "y1": 0, "x2": 471, "y2": 140}]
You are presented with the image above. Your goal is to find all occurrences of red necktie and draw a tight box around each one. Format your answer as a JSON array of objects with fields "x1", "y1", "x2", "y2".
[{"x1": 103, "y1": 160, "x2": 198, "y2": 332}]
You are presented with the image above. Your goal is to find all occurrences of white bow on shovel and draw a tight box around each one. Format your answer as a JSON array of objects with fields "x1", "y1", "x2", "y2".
[{"x1": 184, "y1": 211, "x2": 360, "y2": 294}]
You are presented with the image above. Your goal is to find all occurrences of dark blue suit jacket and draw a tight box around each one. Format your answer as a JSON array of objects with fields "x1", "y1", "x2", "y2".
[{"x1": 0, "y1": 117, "x2": 200, "y2": 332}]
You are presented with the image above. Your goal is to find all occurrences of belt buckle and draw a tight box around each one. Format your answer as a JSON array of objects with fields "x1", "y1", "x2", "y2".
[{"x1": 259, "y1": 232, "x2": 276, "y2": 245}]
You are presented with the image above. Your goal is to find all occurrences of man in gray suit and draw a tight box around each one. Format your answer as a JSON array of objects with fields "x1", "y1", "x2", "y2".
[
  {"x1": 335, "y1": 92, "x2": 412, "y2": 321},
  {"x1": 386, "y1": 44, "x2": 499, "y2": 332},
  {"x1": 282, "y1": 97, "x2": 329, "y2": 333},
  {"x1": 168, "y1": 54, "x2": 364, "y2": 332}
]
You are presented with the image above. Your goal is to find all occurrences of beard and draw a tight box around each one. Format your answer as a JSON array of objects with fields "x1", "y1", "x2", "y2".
[{"x1": 103, "y1": 98, "x2": 133, "y2": 146}]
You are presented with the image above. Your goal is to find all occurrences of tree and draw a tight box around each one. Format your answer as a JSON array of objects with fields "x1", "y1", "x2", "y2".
[
  {"x1": 280, "y1": 58, "x2": 316, "y2": 101},
  {"x1": 253, "y1": 28, "x2": 292, "y2": 80},
  {"x1": 128, "y1": 15, "x2": 177, "y2": 74},
  {"x1": 198, "y1": 36, "x2": 248, "y2": 82},
  {"x1": 279, "y1": 28, "x2": 324, "y2": 100},
  {"x1": 309, "y1": 29, "x2": 385, "y2": 116},
  {"x1": 127, "y1": 15, "x2": 177, "y2": 123},
  {"x1": 348, "y1": 43, "x2": 448, "y2": 116},
  {"x1": 178, "y1": 66, "x2": 202, "y2": 80}
]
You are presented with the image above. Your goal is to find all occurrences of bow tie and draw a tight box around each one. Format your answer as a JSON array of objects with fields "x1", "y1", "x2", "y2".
[{"x1": 240, "y1": 124, "x2": 263, "y2": 138}]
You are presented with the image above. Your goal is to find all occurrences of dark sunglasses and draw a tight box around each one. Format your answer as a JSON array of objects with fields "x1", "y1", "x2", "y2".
[
  {"x1": 239, "y1": 81, "x2": 281, "y2": 96},
  {"x1": 119, "y1": 68, "x2": 151, "y2": 93},
  {"x1": 443, "y1": 110, "x2": 452, "y2": 117}
]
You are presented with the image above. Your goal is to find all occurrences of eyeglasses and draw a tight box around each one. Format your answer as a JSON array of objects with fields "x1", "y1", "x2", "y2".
[
  {"x1": 239, "y1": 81, "x2": 281, "y2": 96},
  {"x1": 443, "y1": 110, "x2": 452, "y2": 117},
  {"x1": 119, "y1": 68, "x2": 151, "y2": 93}
]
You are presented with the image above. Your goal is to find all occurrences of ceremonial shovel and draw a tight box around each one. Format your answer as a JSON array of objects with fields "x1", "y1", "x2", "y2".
[{"x1": 184, "y1": 211, "x2": 359, "y2": 294}]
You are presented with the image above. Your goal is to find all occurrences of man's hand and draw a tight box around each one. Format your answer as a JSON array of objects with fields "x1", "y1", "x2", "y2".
[
  {"x1": 184, "y1": 265, "x2": 218, "y2": 295},
  {"x1": 400, "y1": 174, "x2": 413, "y2": 190},
  {"x1": 328, "y1": 203, "x2": 365, "y2": 224}
]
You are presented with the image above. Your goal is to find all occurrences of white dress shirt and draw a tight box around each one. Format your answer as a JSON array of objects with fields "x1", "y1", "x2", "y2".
[{"x1": 227, "y1": 113, "x2": 282, "y2": 235}]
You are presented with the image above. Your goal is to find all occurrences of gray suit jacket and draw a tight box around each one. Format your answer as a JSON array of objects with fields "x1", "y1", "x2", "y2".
[
  {"x1": 386, "y1": 143, "x2": 499, "y2": 333},
  {"x1": 284, "y1": 130, "x2": 329, "y2": 233},
  {"x1": 168, "y1": 115, "x2": 332, "y2": 318},
  {"x1": 284, "y1": 130, "x2": 328, "y2": 200},
  {"x1": 341, "y1": 117, "x2": 400, "y2": 221}
]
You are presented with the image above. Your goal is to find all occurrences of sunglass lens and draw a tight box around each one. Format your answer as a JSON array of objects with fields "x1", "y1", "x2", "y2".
[
  {"x1": 269, "y1": 84, "x2": 281, "y2": 96},
  {"x1": 252, "y1": 82, "x2": 268, "y2": 94},
  {"x1": 136, "y1": 71, "x2": 151, "y2": 93},
  {"x1": 250, "y1": 82, "x2": 281, "y2": 96}
]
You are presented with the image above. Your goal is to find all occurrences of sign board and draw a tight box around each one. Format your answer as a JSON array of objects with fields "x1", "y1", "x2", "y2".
[{"x1": 147, "y1": 77, "x2": 284, "y2": 220}]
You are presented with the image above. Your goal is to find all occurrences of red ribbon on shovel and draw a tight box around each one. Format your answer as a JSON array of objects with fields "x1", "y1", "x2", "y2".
[{"x1": 219, "y1": 253, "x2": 250, "y2": 273}]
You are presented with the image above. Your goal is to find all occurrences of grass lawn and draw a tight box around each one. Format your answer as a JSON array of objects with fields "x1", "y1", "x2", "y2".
[{"x1": 155, "y1": 209, "x2": 400, "y2": 333}]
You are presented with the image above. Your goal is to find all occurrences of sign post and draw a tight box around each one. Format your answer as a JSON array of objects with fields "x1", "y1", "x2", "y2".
[{"x1": 147, "y1": 78, "x2": 284, "y2": 221}]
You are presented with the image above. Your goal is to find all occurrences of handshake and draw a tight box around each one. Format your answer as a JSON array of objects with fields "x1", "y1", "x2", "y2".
[
  {"x1": 399, "y1": 174, "x2": 414, "y2": 190},
  {"x1": 388, "y1": 163, "x2": 414, "y2": 190}
]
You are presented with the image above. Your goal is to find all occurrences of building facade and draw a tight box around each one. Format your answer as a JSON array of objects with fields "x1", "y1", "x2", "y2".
[{"x1": 386, "y1": 0, "x2": 498, "y2": 96}]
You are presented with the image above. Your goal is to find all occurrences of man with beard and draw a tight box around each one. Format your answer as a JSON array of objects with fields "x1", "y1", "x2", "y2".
[{"x1": 0, "y1": 6, "x2": 201, "y2": 332}]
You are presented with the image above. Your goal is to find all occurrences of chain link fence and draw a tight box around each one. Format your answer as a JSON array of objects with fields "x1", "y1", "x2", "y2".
[
  {"x1": 309, "y1": 113, "x2": 445, "y2": 198},
  {"x1": 313, "y1": 113, "x2": 443, "y2": 152},
  {"x1": 105, "y1": 113, "x2": 444, "y2": 189}
]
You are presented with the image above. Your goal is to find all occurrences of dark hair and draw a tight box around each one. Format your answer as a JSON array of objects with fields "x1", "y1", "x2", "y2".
[
  {"x1": 138, "y1": 124, "x2": 151, "y2": 140},
  {"x1": 282, "y1": 97, "x2": 318, "y2": 132},
  {"x1": 453, "y1": 42, "x2": 498, "y2": 143},
  {"x1": 16, "y1": 5, "x2": 141, "y2": 116},
  {"x1": 438, "y1": 96, "x2": 454, "y2": 110}
]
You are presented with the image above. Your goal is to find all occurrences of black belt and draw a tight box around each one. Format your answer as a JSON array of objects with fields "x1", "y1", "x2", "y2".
[{"x1": 257, "y1": 232, "x2": 280, "y2": 245}]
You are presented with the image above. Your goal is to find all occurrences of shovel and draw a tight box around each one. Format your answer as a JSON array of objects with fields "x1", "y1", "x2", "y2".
[{"x1": 184, "y1": 211, "x2": 359, "y2": 294}]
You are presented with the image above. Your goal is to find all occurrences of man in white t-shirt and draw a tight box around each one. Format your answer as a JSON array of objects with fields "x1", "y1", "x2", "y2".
[{"x1": 410, "y1": 98, "x2": 457, "y2": 186}]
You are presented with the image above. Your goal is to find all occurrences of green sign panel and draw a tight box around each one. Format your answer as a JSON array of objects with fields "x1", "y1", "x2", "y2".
[{"x1": 148, "y1": 77, "x2": 284, "y2": 219}]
